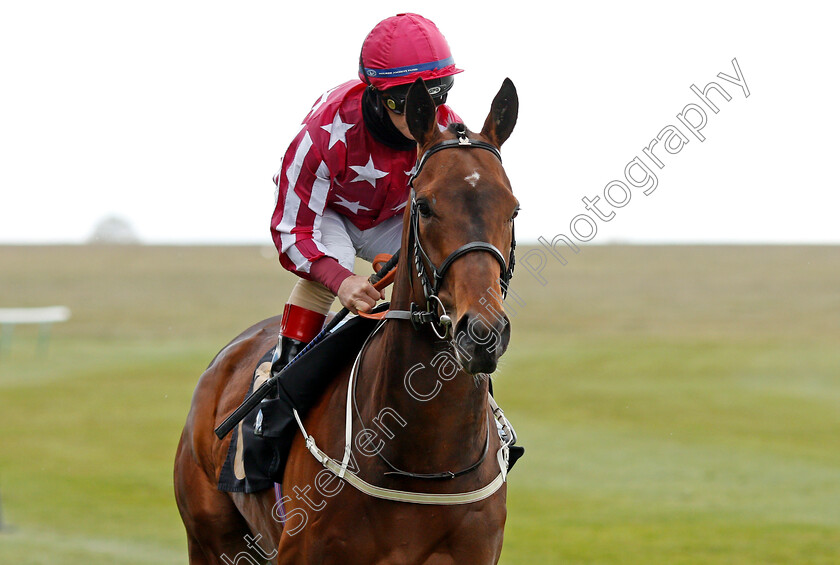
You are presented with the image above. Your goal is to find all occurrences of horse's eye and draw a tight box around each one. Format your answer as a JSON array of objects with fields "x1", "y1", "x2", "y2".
[
  {"x1": 417, "y1": 200, "x2": 432, "y2": 218},
  {"x1": 510, "y1": 207, "x2": 520, "y2": 221}
]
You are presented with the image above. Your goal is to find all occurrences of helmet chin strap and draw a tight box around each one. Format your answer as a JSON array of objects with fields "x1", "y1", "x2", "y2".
[{"x1": 361, "y1": 88, "x2": 415, "y2": 150}]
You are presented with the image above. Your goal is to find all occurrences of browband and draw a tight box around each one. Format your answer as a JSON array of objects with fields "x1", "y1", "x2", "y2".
[{"x1": 409, "y1": 125, "x2": 502, "y2": 187}]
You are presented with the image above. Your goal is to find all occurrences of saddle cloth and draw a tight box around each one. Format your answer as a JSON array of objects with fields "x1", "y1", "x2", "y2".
[{"x1": 217, "y1": 312, "x2": 381, "y2": 493}]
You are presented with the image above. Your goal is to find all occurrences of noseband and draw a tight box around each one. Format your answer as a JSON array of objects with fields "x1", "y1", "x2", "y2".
[{"x1": 404, "y1": 125, "x2": 516, "y2": 336}]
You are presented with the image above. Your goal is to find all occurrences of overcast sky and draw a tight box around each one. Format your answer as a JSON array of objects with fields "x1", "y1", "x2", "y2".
[{"x1": 1, "y1": 1, "x2": 838, "y2": 245}]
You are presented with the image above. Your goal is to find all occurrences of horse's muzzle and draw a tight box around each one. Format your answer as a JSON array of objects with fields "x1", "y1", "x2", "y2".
[{"x1": 452, "y1": 310, "x2": 511, "y2": 375}]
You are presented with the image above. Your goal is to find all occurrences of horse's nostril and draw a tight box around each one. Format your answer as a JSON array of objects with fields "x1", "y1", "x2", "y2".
[
  {"x1": 454, "y1": 311, "x2": 509, "y2": 362},
  {"x1": 454, "y1": 316, "x2": 473, "y2": 343}
]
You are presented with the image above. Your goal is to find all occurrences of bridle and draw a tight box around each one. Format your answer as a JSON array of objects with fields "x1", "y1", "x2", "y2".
[{"x1": 395, "y1": 124, "x2": 516, "y2": 338}]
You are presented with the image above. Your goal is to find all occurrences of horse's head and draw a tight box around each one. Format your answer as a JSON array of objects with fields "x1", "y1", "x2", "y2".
[{"x1": 402, "y1": 78, "x2": 519, "y2": 375}]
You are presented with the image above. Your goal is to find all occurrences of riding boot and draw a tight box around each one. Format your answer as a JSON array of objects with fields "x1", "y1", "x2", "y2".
[
  {"x1": 274, "y1": 335, "x2": 306, "y2": 372},
  {"x1": 267, "y1": 303, "x2": 327, "y2": 397},
  {"x1": 253, "y1": 304, "x2": 326, "y2": 450}
]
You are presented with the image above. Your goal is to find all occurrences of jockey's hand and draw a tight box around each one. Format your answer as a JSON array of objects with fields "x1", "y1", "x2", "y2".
[{"x1": 338, "y1": 275, "x2": 384, "y2": 314}]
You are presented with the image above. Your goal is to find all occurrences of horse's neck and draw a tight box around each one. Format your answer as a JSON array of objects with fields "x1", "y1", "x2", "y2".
[{"x1": 354, "y1": 259, "x2": 489, "y2": 473}]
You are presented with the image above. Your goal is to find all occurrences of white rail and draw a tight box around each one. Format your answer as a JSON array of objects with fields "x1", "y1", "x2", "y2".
[
  {"x1": 0, "y1": 306, "x2": 71, "y2": 355},
  {"x1": 0, "y1": 306, "x2": 71, "y2": 324}
]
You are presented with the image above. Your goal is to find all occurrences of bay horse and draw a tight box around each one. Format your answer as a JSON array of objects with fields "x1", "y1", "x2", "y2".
[{"x1": 174, "y1": 77, "x2": 520, "y2": 565}]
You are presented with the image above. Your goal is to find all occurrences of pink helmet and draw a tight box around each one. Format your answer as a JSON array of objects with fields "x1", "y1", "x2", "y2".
[{"x1": 358, "y1": 13, "x2": 464, "y2": 91}]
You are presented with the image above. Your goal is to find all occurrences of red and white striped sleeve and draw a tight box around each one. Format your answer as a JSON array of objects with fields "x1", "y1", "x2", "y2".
[{"x1": 270, "y1": 127, "x2": 352, "y2": 291}]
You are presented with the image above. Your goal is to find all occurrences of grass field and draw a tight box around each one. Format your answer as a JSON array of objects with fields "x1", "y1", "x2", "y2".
[{"x1": 1, "y1": 244, "x2": 838, "y2": 564}]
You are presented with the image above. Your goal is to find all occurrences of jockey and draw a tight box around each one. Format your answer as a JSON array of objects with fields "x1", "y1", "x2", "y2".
[{"x1": 269, "y1": 13, "x2": 463, "y2": 372}]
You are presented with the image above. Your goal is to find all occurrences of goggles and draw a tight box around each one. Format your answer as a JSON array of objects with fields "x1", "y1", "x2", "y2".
[{"x1": 380, "y1": 76, "x2": 455, "y2": 115}]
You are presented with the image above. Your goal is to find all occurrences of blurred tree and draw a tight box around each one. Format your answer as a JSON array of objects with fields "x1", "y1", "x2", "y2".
[{"x1": 88, "y1": 216, "x2": 140, "y2": 244}]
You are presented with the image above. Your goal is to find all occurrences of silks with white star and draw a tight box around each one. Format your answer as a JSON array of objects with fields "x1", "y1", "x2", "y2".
[{"x1": 270, "y1": 79, "x2": 460, "y2": 283}]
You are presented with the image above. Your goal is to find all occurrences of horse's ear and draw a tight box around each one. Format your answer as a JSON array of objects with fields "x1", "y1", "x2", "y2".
[
  {"x1": 406, "y1": 78, "x2": 438, "y2": 147},
  {"x1": 481, "y1": 78, "x2": 518, "y2": 148}
]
